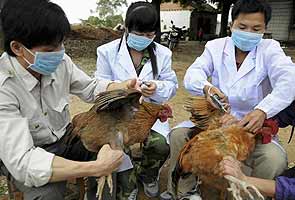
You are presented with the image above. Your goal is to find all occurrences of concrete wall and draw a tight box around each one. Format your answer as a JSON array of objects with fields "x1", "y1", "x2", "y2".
[{"x1": 267, "y1": 0, "x2": 293, "y2": 41}]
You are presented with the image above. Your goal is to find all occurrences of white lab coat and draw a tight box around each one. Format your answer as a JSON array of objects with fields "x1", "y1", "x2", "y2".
[
  {"x1": 95, "y1": 36, "x2": 178, "y2": 137},
  {"x1": 184, "y1": 37, "x2": 295, "y2": 120},
  {"x1": 95, "y1": 36, "x2": 178, "y2": 171},
  {"x1": 96, "y1": 35, "x2": 178, "y2": 133}
]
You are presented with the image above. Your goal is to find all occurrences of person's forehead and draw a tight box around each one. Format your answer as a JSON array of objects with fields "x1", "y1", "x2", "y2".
[
  {"x1": 235, "y1": 12, "x2": 265, "y2": 25},
  {"x1": 132, "y1": 30, "x2": 155, "y2": 34},
  {"x1": 31, "y1": 43, "x2": 63, "y2": 51}
]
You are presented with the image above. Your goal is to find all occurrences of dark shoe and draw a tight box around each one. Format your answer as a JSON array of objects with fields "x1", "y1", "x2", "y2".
[
  {"x1": 179, "y1": 193, "x2": 202, "y2": 200},
  {"x1": 127, "y1": 188, "x2": 138, "y2": 200},
  {"x1": 179, "y1": 187, "x2": 202, "y2": 200},
  {"x1": 138, "y1": 177, "x2": 159, "y2": 197}
]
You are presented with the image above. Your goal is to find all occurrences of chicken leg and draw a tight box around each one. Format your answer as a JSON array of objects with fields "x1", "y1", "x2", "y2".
[
  {"x1": 96, "y1": 176, "x2": 105, "y2": 200},
  {"x1": 96, "y1": 131, "x2": 124, "y2": 199},
  {"x1": 96, "y1": 175, "x2": 113, "y2": 200},
  {"x1": 225, "y1": 175, "x2": 264, "y2": 200}
]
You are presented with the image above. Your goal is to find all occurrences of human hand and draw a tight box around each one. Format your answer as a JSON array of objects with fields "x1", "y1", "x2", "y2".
[
  {"x1": 107, "y1": 78, "x2": 141, "y2": 91},
  {"x1": 203, "y1": 85, "x2": 230, "y2": 111},
  {"x1": 219, "y1": 156, "x2": 247, "y2": 182},
  {"x1": 238, "y1": 109, "x2": 266, "y2": 133},
  {"x1": 94, "y1": 144, "x2": 123, "y2": 176},
  {"x1": 140, "y1": 81, "x2": 157, "y2": 97},
  {"x1": 220, "y1": 113, "x2": 239, "y2": 126}
]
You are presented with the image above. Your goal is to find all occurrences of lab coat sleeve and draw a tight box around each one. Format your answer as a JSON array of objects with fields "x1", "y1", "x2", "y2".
[
  {"x1": 255, "y1": 40, "x2": 295, "y2": 118},
  {"x1": 149, "y1": 50, "x2": 178, "y2": 103},
  {"x1": 0, "y1": 89, "x2": 54, "y2": 187},
  {"x1": 183, "y1": 44, "x2": 214, "y2": 96}
]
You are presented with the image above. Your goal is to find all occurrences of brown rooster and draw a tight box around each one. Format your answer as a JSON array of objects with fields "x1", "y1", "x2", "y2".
[
  {"x1": 173, "y1": 96, "x2": 262, "y2": 200},
  {"x1": 70, "y1": 89, "x2": 172, "y2": 200}
]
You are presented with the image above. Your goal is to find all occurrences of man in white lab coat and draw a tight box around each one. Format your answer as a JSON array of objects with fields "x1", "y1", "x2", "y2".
[
  {"x1": 160, "y1": 0, "x2": 295, "y2": 199},
  {"x1": 94, "y1": 2, "x2": 178, "y2": 199}
]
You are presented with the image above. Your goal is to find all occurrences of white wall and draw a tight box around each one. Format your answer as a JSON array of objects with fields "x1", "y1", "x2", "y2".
[
  {"x1": 216, "y1": 14, "x2": 221, "y2": 35},
  {"x1": 267, "y1": 0, "x2": 293, "y2": 41},
  {"x1": 160, "y1": 10, "x2": 191, "y2": 32}
]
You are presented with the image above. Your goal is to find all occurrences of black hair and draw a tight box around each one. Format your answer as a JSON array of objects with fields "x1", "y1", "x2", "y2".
[
  {"x1": 232, "y1": 0, "x2": 272, "y2": 26},
  {"x1": 125, "y1": 1, "x2": 158, "y2": 33},
  {"x1": 120, "y1": 1, "x2": 158, "y2": 78},
  {"x1": 1, "y1": 0, "x2": 71, "y2": 56}
]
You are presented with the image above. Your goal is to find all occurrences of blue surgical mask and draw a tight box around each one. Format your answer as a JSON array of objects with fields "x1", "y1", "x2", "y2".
[
  {"x1": 127, "y1": 33, "x2": 154, "y2": 51},
  {"x1": 22, "y1": 46, "x2": 65, "y2": 75},
  {"x1": 231, "y1": 29, "x2": 263, "y2": 52}
]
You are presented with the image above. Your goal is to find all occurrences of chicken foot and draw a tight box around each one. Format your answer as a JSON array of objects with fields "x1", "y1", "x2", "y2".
[
  {"x1": 96, "y1": 174, "x2": 113, "y2": 200},
  {"x1": 96, "y1": 130, "x2": 123, "y2": 199},
  {"x1": 96, "y1": 176, "x2": 105, "y2": 200},
  {"x1": 224, "y1": 175, "x2": 264, "y2": 200}
]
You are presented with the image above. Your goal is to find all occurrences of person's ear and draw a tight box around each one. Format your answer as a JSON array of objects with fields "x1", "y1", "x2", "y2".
[{"x1": 10, "y1": 41, "x2": 25, "y2": 57}]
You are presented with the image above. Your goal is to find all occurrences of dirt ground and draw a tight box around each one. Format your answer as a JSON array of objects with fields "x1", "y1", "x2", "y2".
[{"x1": 1, "y1": 41, "x2": 295, "y2": 200}]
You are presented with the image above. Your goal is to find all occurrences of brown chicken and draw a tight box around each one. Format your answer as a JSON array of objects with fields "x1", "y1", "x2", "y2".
[
  {"x1": 70, "y1": 89, "x2": 172, "y2": 199},
  {"x1": 173, "y1": 96, "x2": 256, "y2": 199}
]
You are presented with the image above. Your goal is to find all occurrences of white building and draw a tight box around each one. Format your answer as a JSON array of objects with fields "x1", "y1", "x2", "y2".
[
  {"x1": 159, "y1": 0, "x2": 295, "y2": 41},
  {"x1": 160, "y1": 2, "x2": 193, "y2": 32}
]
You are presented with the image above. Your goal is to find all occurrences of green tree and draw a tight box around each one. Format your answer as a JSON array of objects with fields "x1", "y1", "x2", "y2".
[
  {"x1": 81, "y1": 15, "x2": 123, "y2": 28},
  {"x1": 151, "y1": 0, "x2": 162, "y2": 42},
  {"x1": 94, "y1": 0, "x2": 127, "y2": 19},
  {"x1": 208, "y1": 0, "x2": 237, "y2": 37},
  {"x1": 81, "y1": 0, "x2": 127, "y2": 28}
]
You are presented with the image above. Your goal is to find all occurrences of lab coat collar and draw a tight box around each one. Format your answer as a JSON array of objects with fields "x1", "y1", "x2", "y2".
[
  {"x1": 117, "y1": 34, "x2": 138, "y2": 77},
  {"x1": 224, "y1": 37, "x2": 257, "y2": 88},
  {"x1": 117, "y1": 33, "x2": 153, "y2": 79}
]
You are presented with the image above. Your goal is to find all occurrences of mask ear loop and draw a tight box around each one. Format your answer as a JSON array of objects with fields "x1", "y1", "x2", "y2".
[
  {"x1": 21, "y1": 46, "x2": 35, "y2": 69},
  {"x1": 22, "y1": 56, "x2": 34, "y2": 70},
  {"x1": 125, "y1": 29, "x2": 130, "y2": 41},
  {"x1": 22, "y1": 45, "x2": 35, "y2": 57}
]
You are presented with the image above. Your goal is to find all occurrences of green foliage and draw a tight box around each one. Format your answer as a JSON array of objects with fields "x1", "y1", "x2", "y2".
[
  {"x1": 81, "y1": 0, "x2": 126, "y2": 28},
  {"x1": 81, "y1": 15, "x2": 123, "y2": 28},
  {"x1": 0, "y1": 178, "x2": 7, "y2": 197},
  {"x1": 95, "y1": 0, "x2": 127, "y2": 18}
]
